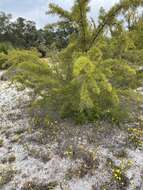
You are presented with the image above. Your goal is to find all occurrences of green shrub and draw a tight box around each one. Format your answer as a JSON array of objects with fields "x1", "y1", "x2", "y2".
[
  {"x1": 0, "y1": 164, "x2": 15, "y2": 187},
  {"x1": 87, "y1": 47, "x2": 103, "y2": 62},
  {"x1": 122, "y1": 49, "x2": 143, "y2": 67},
  {"x1": 58, "y1": 55, "x2": 123, "y2": 123},
  {"x1": 0, "y1": 53, "x2": 8, "y2": 69},
  {"x1": 10, "y1": 49, "x2": 139, "y2": 125},
  {"x1": 101, "y1": 59, "x2": 137, "y2": 88},
  {"x1": 3, "y1": 49, "x2": 40, "y2": 69},
  {"x1": 0, "y1": 42, "x2": 13, "y2": 54}
]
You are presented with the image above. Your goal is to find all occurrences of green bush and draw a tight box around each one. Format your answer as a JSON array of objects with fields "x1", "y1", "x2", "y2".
[
  {"x1": 3, "y1": 49, "x2": 40, "y2": 69},
  {"x1": 0, "y1": 42, "x2": 13, "y2": 54},
  {"x1": 0, "y1": 53, "x2": 8, "y2": 69},
  {"x1": 55, "y1": 55, "x2": 127, "y2": 123},
  {"x1": 10, "y1": 48, "x2": 139, "y2": 125},
  {"x1": 122, "y1": 49, "x2": 143, "y2": 67},
  {"x1": 6, "y1": 51, "x2": 52, "y2": 91},
  {"x1": 101, "y1": 59, "x2": 137, "y2": 88}
]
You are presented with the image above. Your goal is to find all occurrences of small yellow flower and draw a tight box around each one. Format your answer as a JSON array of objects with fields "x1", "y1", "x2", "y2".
[{"x1": 116, "y1": 169, "x2": 121, "y2": 173}]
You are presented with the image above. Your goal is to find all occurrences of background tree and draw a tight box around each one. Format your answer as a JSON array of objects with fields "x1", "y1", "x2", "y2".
[
  {"x1": 0, "y1": 12, "x2": 72, "y2": 54},
  {"x1": 0, "y1": 12, "x2": 12, "y2": 42}
]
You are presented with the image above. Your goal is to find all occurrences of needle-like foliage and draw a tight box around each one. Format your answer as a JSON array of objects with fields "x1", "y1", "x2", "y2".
[{"x1": 4, "y1": 0, "x2": 143, "y2": 124}]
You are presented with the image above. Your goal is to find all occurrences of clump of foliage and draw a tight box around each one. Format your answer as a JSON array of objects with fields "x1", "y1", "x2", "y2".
[
  {"x1": 122, "y1": 49, "x2": 143, "y2": 67},
  {"x1": 0, "y1": 42, "x2": 13, "y2": 69},
  {"x1": 3, "y1": 49, "x2": 49, "y2": 80},
  {"x1": 0, "y1": 42, "x2": 13, "y2": 54},
  {"x1": 0, "y1": 139, "x2": 3, "y2": 147},
  {"x1": 0, "y1": 164, "x2": 16, "y2": 187},
  {"x1": 58, "y1": 53, "x2": 121, "y2": 123},
  {"x1": 112, "y1": 167, "x2": 129, "y2": 188},
  {"x1": 6, "y1": 0, "x2": 143, "y2": 124},
  {"x1": 127, "y1": 127, "x2": 143, "y2": 148},
  {"x1": 4, "y1": 49, "x2": 40, "y2": 68},
  {"x1": 107, "y1": 158, "x2": 133, "y2": 189},
  {"x1": 27, "y1": 146, "x2": 51, "y2": 163},
  {"x1": 65, "y1": 146, "x2": 98, "y2": 179},
  {"x1": 0, "y1": 49, "x2": 40, "y2": 70},
  {"x1": 0, "y1": 53, "x2": 8, "y2": 69},
  {"x1": 22, "y1": 181, "x2": 58, "y2": 190},
  {"x1": 8, "y1": 154, "x2": 16, "y2": 163}
]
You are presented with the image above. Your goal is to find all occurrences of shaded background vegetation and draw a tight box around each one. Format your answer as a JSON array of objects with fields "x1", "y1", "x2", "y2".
[{"x1": 0, "y1": 11, "x2": 74, "y2": 56}]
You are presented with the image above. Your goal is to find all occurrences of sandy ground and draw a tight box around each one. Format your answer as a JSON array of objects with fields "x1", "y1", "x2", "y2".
[{"x1": 0, "y1": 70, "x2": 143, "y2": 190}]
